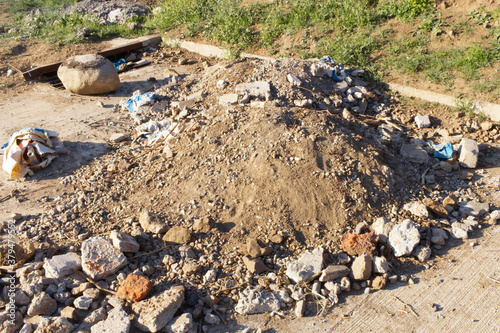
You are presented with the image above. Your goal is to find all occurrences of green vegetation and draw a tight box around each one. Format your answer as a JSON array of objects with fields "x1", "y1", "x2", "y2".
[{"x1": 2, "y1": 0, "x2": 500, "y2": 103}]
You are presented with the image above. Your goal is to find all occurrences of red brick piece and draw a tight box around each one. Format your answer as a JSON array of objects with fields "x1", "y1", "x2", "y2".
[
  {"x1": 341, "y1": 232, "x2": 379, "y2": 256},
  {"x1": 116, "y1": 273, "x2": 152, "y2": 302}
]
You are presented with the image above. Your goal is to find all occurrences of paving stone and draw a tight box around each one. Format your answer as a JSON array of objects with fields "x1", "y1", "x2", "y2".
[
  {"x1": 131, "y1": 286, "x2": 185, "y2": 332},
  {"x1": 388, "y1": 219, "x2": 420, "y2": 257},
  {"x1": 81, "y1": 236, "x2": 127, "y2": 281}
]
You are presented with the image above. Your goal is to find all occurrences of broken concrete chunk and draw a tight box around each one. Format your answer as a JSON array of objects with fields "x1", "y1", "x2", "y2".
[
  {"x1": 388, "y1": 219, "x2": 420, "y2": 257},
  {"x1": 372, "y1": 256, "x2": 391, "y2": 274},
  {"x1": 58, "y1": 54, "x2": 120, "y2": 95},
  {"x1": 110, "y1": 133, "x2": 126, "y2": 143},
  {"x1": 285, "y1": 248, "x2": 324, "y2": 284},
  {"x1": 81, "y1": 236, "x2": 127, "y2": 281},
  {"x1": 131, "y1": 286, "x2": 185, "y2": 332},
  {"x1": 451, "y1": 222, "x2": 471, "y2": 239},
  {"x1": 163, "y1": 313, "x2": 195, "y2": 333},
  {"x1": 413, "y1": 246, "x2": 432, "y2": 261},
  {"x1": 27, "y1": 292, "x2": 57, "y2": 316},
  {"x1": 43, "y1": 252, "x2": 81, "y2": 279},
  {"x1": 234, "y1": 287, "x2": 280, "y2": 315},
  {"x1": 459, "y1": 138, "x2": 479, "y2": 168}
]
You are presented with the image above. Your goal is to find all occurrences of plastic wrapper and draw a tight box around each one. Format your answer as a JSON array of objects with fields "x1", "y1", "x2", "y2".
[{"x1": 1, "y1": 128, "x2": 68, "y2": 179}]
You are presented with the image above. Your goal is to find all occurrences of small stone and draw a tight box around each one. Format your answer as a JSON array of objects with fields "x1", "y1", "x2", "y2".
[
  {"x1": 110, "y1": 133, "x2": 126, "y2": 143},
  {"x1": 193, "y1": 217, "x2": 213, "y2": 233},
  {"x1": 490, "y1": 210, "x2": 500, "y2": 224},
  {"x1": 451, "y1": 223, "x2": 470, "y2": 239},
  {"x1": 182, "y1": 261, "x2": 202, "y2": 275},
  {"x1": 162, "y1": 226, "x2": 192, "y2": 244},
  {"x1": 287, "y1": 73, "x2": 302, "y2": 86},
  {"x1": 131, "y1": 286, "x2": 185, "y2": 332},
  {"x1": 164, "y1": 313, "x2": 194, "y2": 333},
  {"x1": 459, "y1": 138, "x2": 479, "y2": 169},
  {"x1": 27, "y1": 292, "x2": 57, "y2": 316},
  {"x1": 36, "y1": 317, "x2": 74, "y2": 333},
  {"x1": 295, "y1": 300, "x2": 305, "y2": 317},
  {"x1": 243, "y1": 257, "x2": 269, "y2": 274},
  {"x1": 403, "y1": 201, "x2": 429, "y2": 218},
  {"x1": 110, "y1": 230, "x2": 140, "y2": 253},
  {"x1": 81, "y1": 236, "x2": 127, "y2": 280},
  {"x1": 372, "y1": 256, "x2": 391, "y2": 274},
  {"x1": 351, "y1": 253, "x2": 373, "y2": 281},
  {"x1": 341, "y1": 232, "x2": 378, "y2": 256},
  {"x1": 370, "y1": 217, "x2": 394, "y2": 243},
  {"x1": 372, "y1": 276, "x2": 386, "y2": 290},
  {"x1": 285, "y1": 248, "x2": 324, "y2": 284},
  {"x1": 415, "y1": 115, "x2": 431, "y2": 128},
  {"x1": 139, "y1": 211, "x2": 168, "y2": 234},
  {"x1": 61, "y1": 306, "x2": 80, "y2": 322},
  {"x1": 74, "y1": 296, "x2": 93, "y2": 310},
  {"x1": 443, "y1": 195, "x2": 458, "y2": 208},
  {"x1": 246, "y1": 238, "x2": 272, "y2": 258},
  {"x1": 413, "y1": 246, "x2": 432, "y2": 262},
  {"x1": 204, "y1": 313, "x2": 220, "y2": 325},
  {"x1": 481, "y1": 121, "x2": 493, "y2": 131},
  {"x1": 319, "y1": 265, "x2": 350, "y2": 282},
  {"x1": 91, "y1": 306, "x2": 130, "y2": 333},
  {"x1": 422, "y1": 198, "x2": 448, "y2": 218},
  {"x1": 178, "y1": 58, "x2": 187, "y2": 65},
  {"x1": 388, "y1": 219, "x2": 420, "y2": 257},
  {"x1": 219, "y1": 94, "x2": 239, "y2": 106},
  {"x1": 116, "y1": 273, "x2": 153, "y2": 302}
]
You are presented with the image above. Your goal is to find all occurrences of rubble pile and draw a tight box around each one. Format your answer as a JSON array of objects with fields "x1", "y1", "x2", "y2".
[{"x1": 1, "y1": 51, "x2": 499, "y2": 333}]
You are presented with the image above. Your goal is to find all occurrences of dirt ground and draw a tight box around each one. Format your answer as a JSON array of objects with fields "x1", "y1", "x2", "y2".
[{"x1": 0, "y1": 1, "x2": 500, "y2": 331}]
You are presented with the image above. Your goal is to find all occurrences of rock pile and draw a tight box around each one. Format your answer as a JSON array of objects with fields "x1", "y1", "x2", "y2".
[{"x1": 1, "y1": 47, "x2": 499, "y2": 332}]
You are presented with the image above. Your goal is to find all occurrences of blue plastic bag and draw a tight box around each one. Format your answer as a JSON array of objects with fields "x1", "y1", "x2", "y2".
[
  {"x1": 125, "y1": 92, "x2": 156, "y2": 113},
  {"x1": 433, "y1": 141, "x2": 453, "y2": 159},
  {"x1": 113, "y1": 59, "x2": 126, "y2": 71}
]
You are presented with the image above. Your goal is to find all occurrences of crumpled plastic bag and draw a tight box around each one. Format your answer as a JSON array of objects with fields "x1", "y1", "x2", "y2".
[
  {"x1": 1, "y1": 128, "x2": 68, "y2": 179},
  {"x1": 432, "y1": 141, "x2": 453, "y2": 159},
  {"x1": 125, "y1": 91, "x2": 156, "y2": 113}
]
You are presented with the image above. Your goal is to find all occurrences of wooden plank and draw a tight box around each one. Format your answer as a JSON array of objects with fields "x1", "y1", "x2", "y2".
[{"x1": 22, "y1": 40, "x2": 151, "y2": 81}]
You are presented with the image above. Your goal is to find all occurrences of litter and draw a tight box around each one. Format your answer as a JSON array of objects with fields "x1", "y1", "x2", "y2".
[
  {"x1": 125, "y1": 91, "x2": 156, "y2": 113},
  {"x1": 112, "y1": 58, "x2": 127, "y2": 71},
  {"x1": 318, "y1": 56, "x2": 346, "y2": 82},
  {"x1": 1, "y1": 128, "x2": 68, "y2": 179},
  {"x1": 433, "y1": 141, "x2": 453, "y2": 159}
]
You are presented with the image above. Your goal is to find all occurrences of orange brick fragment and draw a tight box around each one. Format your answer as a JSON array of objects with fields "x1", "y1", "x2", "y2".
[
  {"x1": 341, "y1": 232, "x2": 378, "y2": 256},
  {"x1": 116, "y1": 273, "x2": 152, "y2": 302}
]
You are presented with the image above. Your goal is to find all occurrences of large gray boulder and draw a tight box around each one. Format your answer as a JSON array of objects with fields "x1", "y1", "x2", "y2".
[{"x1": 58, "y1": 54, "x2": 120, "y2": 95}]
